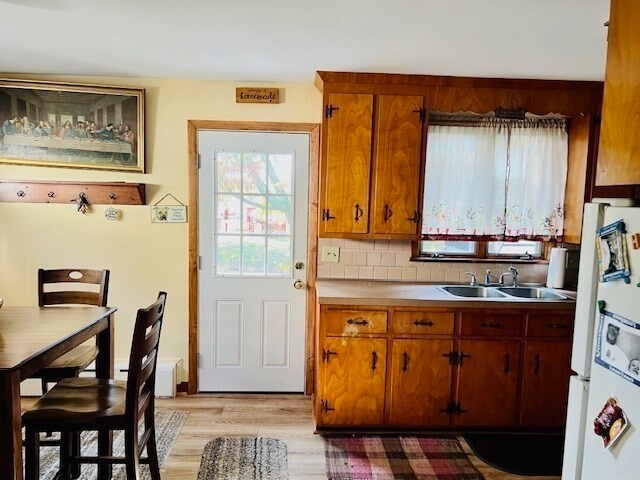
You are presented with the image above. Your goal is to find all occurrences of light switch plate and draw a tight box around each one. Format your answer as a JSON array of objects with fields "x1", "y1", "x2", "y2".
[{"x1": 322, "y1": 246, "x2": 340, "y2": 263}]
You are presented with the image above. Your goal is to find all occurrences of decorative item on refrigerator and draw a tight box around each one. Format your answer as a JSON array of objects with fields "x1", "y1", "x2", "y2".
[{"x1": 546, "y1": 247, "x2": 567, "y2": 288}]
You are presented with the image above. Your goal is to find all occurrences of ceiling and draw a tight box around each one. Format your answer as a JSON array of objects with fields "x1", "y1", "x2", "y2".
[{"x1": 0, "y1": 0, "x2": 610, "y2": 83}]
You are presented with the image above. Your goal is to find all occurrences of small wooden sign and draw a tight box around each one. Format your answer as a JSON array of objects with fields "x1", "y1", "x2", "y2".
[{"x1": 236, "y1": 88, "x2": 280, "y2": 104}]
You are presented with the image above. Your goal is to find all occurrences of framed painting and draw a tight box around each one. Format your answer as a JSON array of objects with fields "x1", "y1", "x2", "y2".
[{"x1": 0, "y1": 79, "x2": 144, "y2": 172}]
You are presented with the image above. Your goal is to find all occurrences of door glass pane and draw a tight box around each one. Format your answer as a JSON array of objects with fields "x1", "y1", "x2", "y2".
[
  {"x1": 268, "y1": 154, "x2": 293, "y2": 194},
  {"x1": 214, "y1": 150, "x2": 294, "y2": 277},
  {"x1": 216, "y1": 152, "x2": 242, "y2": 192},
  {"x1": 242, "y1": 236, "x2": 266, "y2": 275},
  {"x1": 267, "y1": 196, "x2": 291, "y2": 235},
  {"x1": 216, "y1": 235, "x2": 241, "y2": 275},
  {"x1": 243, "y1": 195, "x2": 266, "y2": 234},
  {"x1": 217, "y1": 195, "x2": 241, "y2": 234},
  {"x1": 267, "y1": 237, "x2": 292, "y2": 276},
  {"x1": 243, "y1": 153, "x2": 267, "y2": 194}
]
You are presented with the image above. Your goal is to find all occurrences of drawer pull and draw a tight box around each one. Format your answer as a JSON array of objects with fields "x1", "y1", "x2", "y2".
[
  {"x1": 354, "y1": 203, "x2": 364, "y2": 223},
  {"x1": 547, "y1": 323, "x2": 569, "y2": 330},
  {"x1": 383, "y1": 204, "x2": 393, "y2": 223},
  {"x1": 504, "y1": 353, "x2": 511, "y2": 374},
  {"x1": 402, "y1": 351, "x2": 409, "y2": 372},
  {"x1": 414, "y1": 320, "x2": 434, "y2": 327},
  {"x1": 481, "y1": 322, "x2": 502, "y2": 329},
  {"x1": 534, "y1": 353, "x2": 540, "y2": 374},
  {"x1": 347, "y1": 318, "x2": 369, "y2": 326},
  {"x1": 371, "y1": 351, "x2": 378, "y2": 372}
]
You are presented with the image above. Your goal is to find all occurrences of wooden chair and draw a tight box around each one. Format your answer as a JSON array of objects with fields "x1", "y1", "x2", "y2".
[
  {"x1": 23, "y1": 292, "x2": 167, "y2": 480},
  {"x1": 33, "y1": 268, "x2": 110, "y2": 394}
]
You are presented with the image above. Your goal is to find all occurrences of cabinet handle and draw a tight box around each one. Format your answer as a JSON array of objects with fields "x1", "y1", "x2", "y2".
[
  {"x1": 371, "y1": 351, "x2": 378, "y2": 372},
  {"x1": 547, "y1": 323, "x2": 569, "y2": 330},
  {"x1": 504, "y1": 353, "x2": 511, "y2": 374},
  {"x1": 346, "y1": 318, "x2": 368, "y2": 326},
  {"x1": 534, "y1": 353, "x2": 540, "y2": 374},
  {"x1": 413, "y1": 320, "x2": 434, "y2": 326},
  {"x1": 354, "y1": 203, "x2": 364, "y2": 223},
  {"x1": 402, "y1": 351, "x2": 409, "y2": 372},
  {"x1": 406, "y1": 210, "x2": 421, "y2": 223},
  {"x1": 322, "y1": 209, "x2": 336, "y2": 221},
  {"x1": 481, "y1": 322, "x2": 502, "y2": 329},
  {"x1": 383, "y1": 204, "x2": 393, "y2": 222}
]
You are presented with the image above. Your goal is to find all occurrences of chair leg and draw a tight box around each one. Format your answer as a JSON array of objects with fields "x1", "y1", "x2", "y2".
[
  {"x1": 124, "y1": 427, "x2": 141, "y2": 480},
  {"x1": 70, "y1": 430, "x2": 81, "y2": 479},
  {"x1": 60, "y1": 432, "x2": 72, "y2": 480},
  {"x1": 40, "y1": 378, "x2": 55, "y2": 438},
  {"x1": 25, "y1": 426, "x2": 40, "y2": 480},
  {"x1": 145, "y1": 407, "x2": 161, "y2": 480},
  {"x1": 97, "y1": 430, "x2": 113, "y2": 480}
]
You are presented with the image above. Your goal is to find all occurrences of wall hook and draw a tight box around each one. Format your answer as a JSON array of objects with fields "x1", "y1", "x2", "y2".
[{"x1": 72, "y1": 192, "x2": 90, "y2": 214}]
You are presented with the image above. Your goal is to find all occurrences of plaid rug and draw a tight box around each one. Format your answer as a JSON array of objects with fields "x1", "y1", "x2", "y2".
[{"x1": 324, "y1": 435, "x2": 484, "y2": 480}]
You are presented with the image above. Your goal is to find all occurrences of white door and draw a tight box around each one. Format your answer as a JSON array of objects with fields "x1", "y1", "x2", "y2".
[{"x1": 198, "y1": 131, "x2": 309, "y2": 392}]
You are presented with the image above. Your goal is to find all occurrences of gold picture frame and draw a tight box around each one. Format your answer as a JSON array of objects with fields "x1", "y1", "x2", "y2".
[{"x1": 0, "y1": 78, "x2": 144, "y2": 172}]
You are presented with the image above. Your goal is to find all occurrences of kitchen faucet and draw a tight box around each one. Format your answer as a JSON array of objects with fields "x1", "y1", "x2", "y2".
[
  {"x1": 500, "y1": 266, "x2": 519, "y2": 287},
  {"x1": 464, "y1": 272, "x2": 477, "y2": 286}
]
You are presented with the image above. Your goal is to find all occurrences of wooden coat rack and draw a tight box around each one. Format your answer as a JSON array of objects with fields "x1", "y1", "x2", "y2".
[{"x1": 0, "y1": 180, "x2": 146, "y2": 205}]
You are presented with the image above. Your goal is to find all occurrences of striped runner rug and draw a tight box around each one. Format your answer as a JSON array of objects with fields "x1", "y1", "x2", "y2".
[{"x1": 324, "y1": 435, "x2": 484, "y2": 480}]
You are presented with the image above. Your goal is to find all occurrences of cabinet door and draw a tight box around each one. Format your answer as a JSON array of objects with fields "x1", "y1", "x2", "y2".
[
  {"x1": 319, "y1": 337, "x2": 386, "y2": 426},
  {"x1": 596, "y1": 0, "x2": 640, "y2": 186},
  {"x1": 454, "y1": 340, "x2": 520, "y2": 427},
  {"x1": 372, "y1": 95, "x2": 424, "y2": 236},
  {"x1": 320, "y1": 93, "x2": 373, "y2": 234},
  {"x1": 388, "y1": 339, "x2": 452, "y2": 426},
  {"x1": 521, "y1": 341, "x2": 572, "y2": 427}
]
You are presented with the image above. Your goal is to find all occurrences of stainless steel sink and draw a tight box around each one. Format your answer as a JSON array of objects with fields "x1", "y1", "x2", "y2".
[
  {"x1": 439, "y1": 286, "x2": 508, "y2": 298},
  {"x1": 497, "y1": 287, "x2": 567, "y2": 300}
]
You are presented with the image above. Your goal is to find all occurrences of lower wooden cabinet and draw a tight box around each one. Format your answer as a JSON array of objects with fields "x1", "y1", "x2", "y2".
[
  {"x1": 315, "y1": 304, "x2": 575, "y2": 430},
  {"x1": 388, "y1": 339, "x2": 453, "y2": 426},
  {"x1": 319, "y1": 337, "x2": 387, "y2": 426},
  {"x1": 454, "y1": 340, "x2": 520, "y2": 427},
  {"x1": 520, "y1": 341, "x2": 572, "y2": 427}
]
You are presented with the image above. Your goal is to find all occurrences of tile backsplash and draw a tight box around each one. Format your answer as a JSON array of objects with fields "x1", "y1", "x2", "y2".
[{"x1": 317, "y1": 239, "x2": 548, "y2": 284}]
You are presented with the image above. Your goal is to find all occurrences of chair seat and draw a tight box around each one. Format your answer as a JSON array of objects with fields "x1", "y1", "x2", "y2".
[
  {"x1": 33, "y1": 345, "x2": 99, "y2": 380},
  {"x1": 22, "y1": 378, "x2": 127, "y2": 430}
]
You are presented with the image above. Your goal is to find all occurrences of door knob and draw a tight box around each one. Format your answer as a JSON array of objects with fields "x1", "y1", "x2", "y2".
[{"x1": 293, "y1": 280, "x2": 305, "y2": 290}]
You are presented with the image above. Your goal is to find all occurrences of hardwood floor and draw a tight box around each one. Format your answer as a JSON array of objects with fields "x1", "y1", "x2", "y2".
[{"x1": 155, "y1": 393, "x2": 561, "y2": 480}]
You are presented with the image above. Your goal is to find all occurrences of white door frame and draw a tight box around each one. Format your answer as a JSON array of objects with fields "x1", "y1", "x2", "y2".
[{"x1": 187, "y1": 121, "x2": 320, "y2": 395}]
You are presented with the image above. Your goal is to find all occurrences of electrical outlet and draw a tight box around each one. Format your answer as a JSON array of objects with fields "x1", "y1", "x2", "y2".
[{"x1": 322, "y1": 246, "x2": 340, "y2": 263}]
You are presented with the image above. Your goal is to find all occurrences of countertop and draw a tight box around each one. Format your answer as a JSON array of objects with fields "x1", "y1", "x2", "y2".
[{"x1": 315, "y1": 279, "x2": 576, "y2": 309}]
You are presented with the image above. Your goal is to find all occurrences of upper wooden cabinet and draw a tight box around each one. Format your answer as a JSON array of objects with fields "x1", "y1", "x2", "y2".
[
  {"x1": 320, "y1": 93, "x2": 373, "y2": 235},
  {"x1": 596, "y1": 0, "x2": 640, "y2": 188},
  {"x1": 372, "y1": 95, "x2": 425, "y2": 237},
  {"x1": 320, "y1": 92, "x2": 425, "y2": 238}
]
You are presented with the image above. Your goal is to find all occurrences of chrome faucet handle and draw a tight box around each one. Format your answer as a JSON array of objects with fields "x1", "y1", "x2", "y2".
[{"x1": 464, "y1": 272, "x2": 477, "y2": 286}]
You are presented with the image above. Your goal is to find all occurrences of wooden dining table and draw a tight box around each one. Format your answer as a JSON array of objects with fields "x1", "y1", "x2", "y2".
[{"x1": 0, "y1": 305, "x2": 116, "y2": 480}]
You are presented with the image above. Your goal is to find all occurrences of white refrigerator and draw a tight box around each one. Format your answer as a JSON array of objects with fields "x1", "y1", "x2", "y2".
[{"x1": 563, "y1": 201, "x2": 640, "y2": 480}]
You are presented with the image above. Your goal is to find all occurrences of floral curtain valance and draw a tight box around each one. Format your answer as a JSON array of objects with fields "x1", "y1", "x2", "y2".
[{"x1": 422, "y1": 118, "x2": 568, "y2": 241}]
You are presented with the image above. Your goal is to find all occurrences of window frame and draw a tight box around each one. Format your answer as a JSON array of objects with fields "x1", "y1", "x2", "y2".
[{"x1": 412, "y1": 240, "x2": 550, "y2": 263}]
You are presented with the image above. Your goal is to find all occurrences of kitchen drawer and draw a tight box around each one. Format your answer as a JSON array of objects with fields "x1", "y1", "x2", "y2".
[
  {"x1": 527, "y1": 313, "x2": 574, "y2": 338},
  {"x1": 461, "y1": 311, "x2": 523, "y2": 337},
  {"x1": 392, "y1": 310, "x2": 454, "y2": 335},
  {"x1": 325, "y1": 309, "x2": 388, "y2": 335}
]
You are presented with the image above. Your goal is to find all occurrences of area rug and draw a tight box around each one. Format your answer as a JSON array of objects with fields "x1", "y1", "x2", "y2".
[
  {"x1": 324, "y1": 435, "x2": 483, "y2": 480},
  {"x1": 197, "y1": 437, "x2": 288, "y2": 480},
  {"x1": 464, "y1": 432, "x2": 564, "y2": 476},
  {"x1": 26, "y1": 410, "x2": 188, "y2": 480}
]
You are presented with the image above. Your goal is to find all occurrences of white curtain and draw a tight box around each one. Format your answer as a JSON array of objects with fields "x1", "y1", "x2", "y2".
[
  {"x1": 422, "y1": 119, "x2": 568, "y2": 240},
  {"x1": 505, "y1": 121, "x2": 568, "y2": 238},
  {"x1": 422, "y1": 123, "x2": 508, "y2": 237}
]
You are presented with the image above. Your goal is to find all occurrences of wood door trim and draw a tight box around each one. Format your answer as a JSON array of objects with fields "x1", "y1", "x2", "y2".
[{"x1": 188, "y1": 120, "x2": 320, "y2": 395}]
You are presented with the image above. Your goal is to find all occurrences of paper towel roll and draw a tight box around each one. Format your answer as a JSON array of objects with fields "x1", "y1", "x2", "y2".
[{"x1": 546, "y1": 247, "x2": 567, "y2": 289}]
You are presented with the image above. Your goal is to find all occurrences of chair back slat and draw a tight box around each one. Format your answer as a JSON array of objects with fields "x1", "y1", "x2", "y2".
[
  {"x1": 38, "y1": 269, "x2": 110, "y2": 307},
  {"x1": 126, "y1": 292, "x2": 167, "y2": 421}
]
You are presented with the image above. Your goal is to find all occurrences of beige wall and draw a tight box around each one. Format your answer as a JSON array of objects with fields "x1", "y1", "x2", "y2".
[{"x1": 0, "y1": 74, "x2": 322, "y2": 382}]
